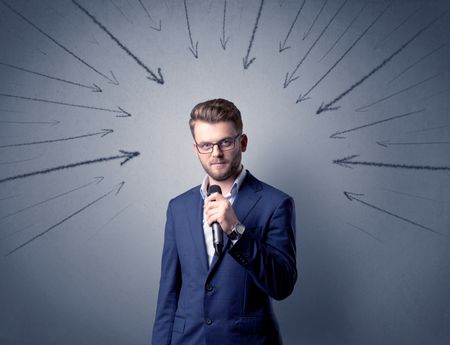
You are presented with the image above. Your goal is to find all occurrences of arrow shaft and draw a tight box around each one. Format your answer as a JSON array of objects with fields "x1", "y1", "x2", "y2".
[
  {"x1": 222, "y1": 0, "x2": 227, "y2": 41},
  {"x1": 386, "y1": 141, "x2": 450, "y2": 146},
  {"x1": 0, "y1": 130, "x2": 109, "y2": 148},
  {"x1": 320, "y1": 7, "x2": 449, "y2": 112},
  {"x1": 0, "y1": 92, "x2": 122, "y2": 114},
  {"x1": 138, "y1": 0, "x2": 154, "y2": 22},
  {"x1": 0, "y1": 0, "x2": 114, "y2": 83},
  {"x1": 6, "y1": 185, "x2": 118, "y2": 256},
  {"x1": 244, "y1": 0, "x2": 264, "y2": 63},
  {"x1": 339, "y1": 159, "x2": 450, "y2": 171},
  {"x1": 0, "y1": 153, "x2": 127, "y2": 185},
  {"x1": 303, "y1": 0, "x2": 329, "y2": 40},
  {"x1": 72, "y1": 0, "x2": 159, "y2": 81},
  {"x1": 184, "y1": 0, "x2": 195, "y2": 48},
  {"x1": 0, "y1": 61, "x2": 95, "y2": 90},
  {"x1": 282, "y1": 0, "x2": 305, "y2": 47}
]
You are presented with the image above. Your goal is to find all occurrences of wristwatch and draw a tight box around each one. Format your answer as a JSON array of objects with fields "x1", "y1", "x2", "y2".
[{"x1": 228, "y1": 223, "x2": 245, "y2": 240}]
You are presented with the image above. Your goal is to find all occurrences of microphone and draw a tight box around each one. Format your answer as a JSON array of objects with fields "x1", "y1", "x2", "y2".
[{"x1": 207, "y1": 185, "x2": 224, "y2": 256}]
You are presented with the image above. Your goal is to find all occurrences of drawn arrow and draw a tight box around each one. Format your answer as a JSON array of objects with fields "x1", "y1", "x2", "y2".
[
  {"x1": 243, "y1": 0, "x2": 265, "y2": 69},
  {"x1": 334, "y1": 154, "x2": 450, "y2": 171},
  {"x1": 373, "y1": 5, "x2": 423, "y2": 50},
  {"x1": 138, "y1": 0, "x2": 161, "y2": 31},
  {"x1": 0, "y1": 61, "x2": 102, "y2": 92},
  {"x1": 184, "y1": 0, "x2": 198, "y2": 58},
  {"x1": 302, "y1": 0, "x2": 329, "y2": 41},
  {"x1": 329, "y1": 108, "x2": 425, "y2": 139},
  {"x1": 0, "y1": 0, "x2": 118, "y2": 85},
  {"x1": 5, "y1": 181, "x2": 124, "y2": 256},
  {"x1": 0, "y1": 119, "x2": 60, "y2": 126},
  {"x1": 355, "y1": 72, "x2": 441, "y2": 112},
  {"x1": 72, "y1": 0, "x2": 164, "y2": 84},
  {"x1": 0, "y1": 129, "x2": 113, "y2": 149},
  {"x1": 150, "y1": 19, "x2": 162, "y2": 32},
  {"x1": 0, "y1": 92, "x2": 131, "y2": 117},
  {"x1": 220, "y1": 0, "x2": 230, "y2": 50},
  {"x1": 319, "y1": 3, "x2": 367, "y2": 62},
  {"x1": 109, "y1": 0, "x2": 132, "y2": 24},
  {"x1": 296, "y1": 1, "x2": 392, "y2": 103},
  {"x1": 0, "y1": 176, "x2": 103, "y2": 222},
  {"x1": 343, "y1": 191, "x2": 440, "y2": 235},
  {"x1": 284, "y1": 0, "x2": 347, "y2": 88},
  {"x1": 388, "y1": 40, "x2": 450, "y2": 84},
  {"x1": 0, "y1": 150, "x2": 139, "y2": 185},
  {"x1": 377, "y1": 139, "x2": 450, "y2": 147},
  {"x1": 279, "y1": 0, "x2": 305, "y2": 53},
  {"x1": 316, "y1": 8, "x2": 449, "y2": 114}
]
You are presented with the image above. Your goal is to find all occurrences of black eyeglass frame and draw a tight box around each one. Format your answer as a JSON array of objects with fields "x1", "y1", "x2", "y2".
[{"x1": 194, "y1": 134, "x2": 242, "y2": 154}]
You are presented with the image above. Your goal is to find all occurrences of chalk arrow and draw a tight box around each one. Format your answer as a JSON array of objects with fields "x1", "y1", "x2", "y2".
[
  {"x1": 220, "y1": 0, "x2": 229, "y2": 50},
  {"x1": 0, "y1": 119, "x2": 60, "y2": 127},
  {"x1": 5, "y1": 181, "x2": 125, "y2": 256},
  {"x1": 243, "y1": 0, "x2": 265, "y2": 69},
  {"x1": 334, "y1": 154, "x2": 450, "y2": 171},
  {"x1": 0, "y1": 129, "x2": 113, "y2": 149},
  {"x1": 343, "y1": 191, "x2": 440, "y2": 235},
  {"x1": 0, "y1": 150, "x2": 140, "y2": 185},
  {"x1": 184, "y1": 0, "x2": 199, "y2": 58},
  {"x1": 279, "y1": 0, "x2": 306, "y2": 53},
  {"x1": 377, "y1": 139, "x2": 450, "y2": 147}
]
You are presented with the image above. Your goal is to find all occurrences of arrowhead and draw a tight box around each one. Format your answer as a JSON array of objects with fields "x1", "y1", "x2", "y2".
[
  {"x1": 108, "y1": 71, "x2": 119, "y2": 85},
  {"x1": 243, "y1": 56, "x2": 256, "y2": 69},
  {"x1": 343, "y1": 191, "x2": 364, "y2": 201},
  {"x1": 147, "y1": 67, "x2": 164, "y2": 84},
  {"x1": 220, "y1": 36, "x2": 229, "y2": 50},
  {"x1": 316, "y1": 102, "x2": 340, "y2": 114},
  {"x1": 279, "y1": 41, "x2": 290, "y2": 53},
  {"x1": 116, "y1": 107, "x2": 132, "y2": 117},
  {"x1": 93, "y1": 176, "x2": 104, "y2": 184},
  {"x1": 91, "y1": 83, "x2": 102, "y2": 92},
  {"x1": 329, "y1": 132, "x2": 345, "y2": 139},
  {"x1": 296, "y1": 93, "x2": 310, "y2": 103},
  {"x1": 189, "y1": 41, "x2": 199, "y2": 58},
  {"x1": 100, "y1": 129, "x2": 114, "y2": 137},
  {"x1": 376, "y1": 140, "x2": 390, "y2": 147},
  {"x1": 150, "y1": 20, "x2": 161, "y2": 31},
  {"x1": 119, "y1": 150, "x2": 140, "y2": 166},
  {"x1": 283, "y1": 72, "x2": 299, "y2": 88},
  {"x1": 333, "y1": 154, "x2": 359, "y2": 168}
]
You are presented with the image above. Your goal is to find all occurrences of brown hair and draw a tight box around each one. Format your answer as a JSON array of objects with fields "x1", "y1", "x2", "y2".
[{"x1": 189, "y1": 98, "x2": 243, "y2": 137}]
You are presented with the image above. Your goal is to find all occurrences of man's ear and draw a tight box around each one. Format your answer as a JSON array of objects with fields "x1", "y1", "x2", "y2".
[{"x1": 240, "y1": 134, "x2": 248, "y2": 152}]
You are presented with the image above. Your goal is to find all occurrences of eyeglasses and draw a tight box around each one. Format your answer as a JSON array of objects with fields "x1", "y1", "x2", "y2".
[{"x1": 195, "y1": 134, "x2": 241, "y2": 154}]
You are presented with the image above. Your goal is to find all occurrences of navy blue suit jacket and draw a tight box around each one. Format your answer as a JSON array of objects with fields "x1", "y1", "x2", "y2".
[{"x1": 152, "y1": 171, "x2": 297, "y2": 345}]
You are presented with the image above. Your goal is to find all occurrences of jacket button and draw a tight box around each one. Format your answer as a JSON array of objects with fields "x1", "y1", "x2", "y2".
[{"x1": 206, "y1": 319, "x2": 213, "y2": 325}]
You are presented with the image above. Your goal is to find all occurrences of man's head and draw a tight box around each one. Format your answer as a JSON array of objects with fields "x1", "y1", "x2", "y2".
[{"x1": 189, "y1": 99, "x2": 247, "y2": 183}]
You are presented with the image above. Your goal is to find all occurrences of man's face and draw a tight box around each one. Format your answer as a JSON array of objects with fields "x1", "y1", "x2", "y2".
[{"x1": 192, "y1": 121, "x2": 247, "y2": 182}]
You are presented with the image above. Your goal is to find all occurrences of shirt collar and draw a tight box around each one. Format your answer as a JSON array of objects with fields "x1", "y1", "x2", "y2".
[{"x1": 200, "y1": 166, "x2": 247, "y2": 200}]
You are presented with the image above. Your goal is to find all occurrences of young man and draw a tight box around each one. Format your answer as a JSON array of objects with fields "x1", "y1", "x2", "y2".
[{"x1": 152, "y1": 99, "x2": 297, "y2": 345}]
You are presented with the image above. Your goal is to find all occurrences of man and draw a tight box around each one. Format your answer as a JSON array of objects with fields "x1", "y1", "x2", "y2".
[{"x1": 152, "y1": 99, "x2": 297, "y2": 345}]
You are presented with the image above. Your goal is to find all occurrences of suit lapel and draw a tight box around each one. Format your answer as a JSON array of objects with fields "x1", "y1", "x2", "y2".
[{"x1": 185, "y1": 189, "x2": 209, "y2": 273}]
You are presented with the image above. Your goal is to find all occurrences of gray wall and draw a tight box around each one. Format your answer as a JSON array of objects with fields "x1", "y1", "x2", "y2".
[{"x1": 0, "y1": 0, "x2": 449, "y2": 344}]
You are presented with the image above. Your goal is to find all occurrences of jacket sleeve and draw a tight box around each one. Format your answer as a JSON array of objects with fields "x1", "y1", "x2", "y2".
[
  {"x1": 152, "y1": 201, "x2": 181, "y2": 345},
  {"x1": 228, "y1": 196, "x2": 297, "y2": 300}
]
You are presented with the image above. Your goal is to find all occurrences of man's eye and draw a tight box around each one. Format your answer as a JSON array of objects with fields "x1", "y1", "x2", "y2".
[
  {"x1": 220, "y1": 139, "x2": 233, "y2": 147},
  {"x1": 199, "y1": 143, "x2": 212, "y2": 149}
]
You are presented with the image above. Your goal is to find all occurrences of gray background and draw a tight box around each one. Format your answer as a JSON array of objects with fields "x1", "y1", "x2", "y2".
[{"x1": 0, "y1": 0, "x2": 449, "y2": 344}]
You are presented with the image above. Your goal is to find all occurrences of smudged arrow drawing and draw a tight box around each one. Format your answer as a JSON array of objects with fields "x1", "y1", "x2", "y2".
[
  {"x1": 0, "y1": 150, "x2": 139, "y2": 185},
  {"x1": 279, "y1": 0, "x2": 305, "y2": 53},
  {"x1": 355, "y1": 72, "x2": 442, "y2": 112},
  {"x1": 316, "y1": 8, "x2": 449, "y2": 114},
  {"x1": 0, "y1": 129, "x2": 113, "y2": 149},
  {"x1": 329, "y1": 108, "x2": 425, "y2": 139},
  {"x1": 334, "y1": 154, "x2": 450, "y2": 171},
  {"x1": 377, "y1": 139, "x2": 450, "y2": 147},
  {"x1": 0, "y1": 61, "x2": 102, "y2": 92},
  {"x1": 343, "y1": 191, "x2": 440, "y2": 235},
  {"x1": 284, "y1": 0, "x2": 348, "y2": 88},
  {"x1": 220, "y1": 0, "x2": 229, "y2": 50},
  {"x1": 72, "y1": 0, "x2": 164, "y2": 84},
  {"x1": 0, "y1": 92, "x2": 131, "y2": 117},
  {"x1": 138, "y1": 0, "x2": 161, "y2": 31},
  {"x1": 6, "y1": 181, "x2": 125, "y2": 256},
  {"x1": 297, "y1": 1, "x2": 392, "y2": 103},
  {"x1": 243, "y1": 0, "x2": 265, "y2": 69},
  {"x1": 184, "y1": 0, "x2": 198, "y2": 58},
  {"x1": 302, "y1": 0, "x2": 329, "y2": 41},
  {"x1": 0, "y1": 176, "x2": 104, "y2": 222},
  {"x1": 0, "y1": 0, "x2": 118, "y2": 85}
]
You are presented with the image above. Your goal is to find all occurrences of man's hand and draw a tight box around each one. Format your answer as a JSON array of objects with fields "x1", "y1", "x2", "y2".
[{"x1": 204, "y1": 193, "x2": 239, "y2": 235}]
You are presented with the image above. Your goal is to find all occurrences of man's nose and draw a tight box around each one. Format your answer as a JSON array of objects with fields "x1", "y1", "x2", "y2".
[{"x1": 211, "y1": 144, "x2": 224, "y2": 157}]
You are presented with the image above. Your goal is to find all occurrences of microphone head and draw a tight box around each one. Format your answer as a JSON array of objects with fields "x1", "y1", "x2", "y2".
[{"x1": 207, "y1": 184, "x2": 222, "y2": 196}]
